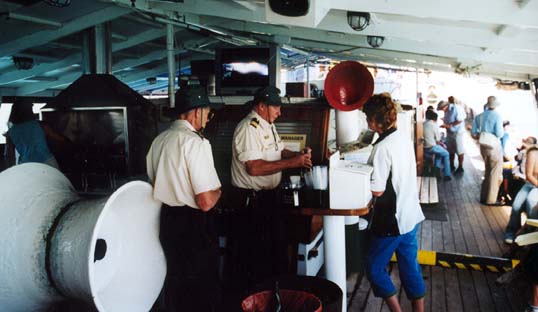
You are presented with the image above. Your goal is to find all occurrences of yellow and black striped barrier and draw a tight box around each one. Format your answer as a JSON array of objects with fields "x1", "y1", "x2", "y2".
[{"x1": 390, "y1": 250, "x2": 520, "y2": 273}]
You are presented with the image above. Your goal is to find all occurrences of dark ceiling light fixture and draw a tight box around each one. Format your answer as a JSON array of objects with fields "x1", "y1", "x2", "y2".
[
  {"x1": 347, "y1": 11, "x2": 370, "y2": 31},
  {"x1": 367, "y1": 35, "x2": 384, "y2": 48},
  {"x1": 44, "y1": 0, "x2": 71, "y2": 8},
  {"x1": 269, "y1": 0, "x2": 310, "y2": 17},
  {"x1": 12, "y1": 56, "x2": 34, "y2": 70}
]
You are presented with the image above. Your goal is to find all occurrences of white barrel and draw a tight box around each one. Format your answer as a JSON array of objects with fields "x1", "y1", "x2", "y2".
[
  {"x1": 0, "y1": 163, "x2": 166, "y2": 311},
  {"x1": 323, "y1": 215, "x2": 347, "y2": 312}
]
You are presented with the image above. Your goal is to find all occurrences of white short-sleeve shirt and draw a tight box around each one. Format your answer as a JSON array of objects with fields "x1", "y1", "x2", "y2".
[
  {"x1": 146, "y1": 120, "x2": 221, "y2": 208},
  {"x1": 423, "y1": 119, "x2": 440, "y2": 149},
  {"x1": 368, "y1": 128, "x2": 425, "y2": 234},
  {"x1": 231, "y1": 111, "x2": 285, "y2": 190}
]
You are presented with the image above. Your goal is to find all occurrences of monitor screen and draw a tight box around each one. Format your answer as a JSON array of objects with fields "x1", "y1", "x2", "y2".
[
  {"x1": 39, "y1": 107, "x2": 129, "y2": 178},
  {"x1": 215, "y1": 46, "x2": 277, "y2": 95},
  {"x1": 40, "y1": 107, "x2": 126, "y2": 147}
]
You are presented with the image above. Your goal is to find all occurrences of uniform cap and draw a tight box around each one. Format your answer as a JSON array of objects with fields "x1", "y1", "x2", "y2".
[
  {"x1": 171, "y1": 86, "x2": 223, "y2": 115},
  {"x1": 253, "y1": 86, "x2": 282, "y2": 106}
]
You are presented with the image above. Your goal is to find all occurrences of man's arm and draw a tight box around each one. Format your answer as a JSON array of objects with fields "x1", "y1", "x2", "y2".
[
  {"x1": 3, "y1": 136, "x2": 15, "y2": 165},
  {"x1": 195, "y1": 188, "x2": 222, "y2": 212},
  {"x1": 526, "y1": 150, "x2": 538, "y2": 187},
  {"x1": 281, "y1": 147, "x2": 312, "y2": 159},
  {"x1": 471, "y1": 115, "x2": 480, "y2": 139},
  {"x1": 245, "y1": 153, "x2": 312, "y2": 176}
]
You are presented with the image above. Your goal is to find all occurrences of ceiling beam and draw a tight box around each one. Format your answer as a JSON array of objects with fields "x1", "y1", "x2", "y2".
[
  {"x1": 216, "y1": 17, "x2": 538, "y2": 67},
  {"x1": 117, "y1": 0, "x2": 538, "y2": 31},
  {"x1": 0, "y1": 27, "x2": 182, "y2": 85},
  {"x1": 15, "y1": 71, "x2": 82, "y2": 96},
  {"x1": 6, "y1": 12, "x2": 62, "y2": 28},
  {"x1": 14, "y1": 36, "x2": 212, "y2": 95},
  {"x1": 332, "y1": 0, "x2": 538, "y2": 29},
  {"x1": 0, "y1": 5, "x2": 130, "y2": 57}
]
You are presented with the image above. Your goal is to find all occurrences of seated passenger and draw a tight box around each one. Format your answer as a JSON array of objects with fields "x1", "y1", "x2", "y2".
[
  {"x1": 423, "y1": 110, "x2": 451, "y2": 181},
  {"x1": 505, "y1": 146, "x2": 538, "y2": 244}
]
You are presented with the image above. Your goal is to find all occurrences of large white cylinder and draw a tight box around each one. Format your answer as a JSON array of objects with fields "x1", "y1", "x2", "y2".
[
  {"x1": 0, "y1": 163, "x2": 166, "y2": 311},
  {"x1": 335, "y1": 110, "x2": 360, "y2": 146},
  {"x1": 323, "y1": 216, "x2": 347, "y2": 312}
]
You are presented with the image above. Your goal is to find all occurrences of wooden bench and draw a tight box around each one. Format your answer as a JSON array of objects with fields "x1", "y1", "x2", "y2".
[{"x1": 417, "y1": 176, "x2": 439, "y2": 204}]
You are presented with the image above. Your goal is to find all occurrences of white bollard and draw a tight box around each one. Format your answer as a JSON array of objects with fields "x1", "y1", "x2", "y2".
[{"x1": 0, "y1": 163, "x2": 166, "y2": 312}]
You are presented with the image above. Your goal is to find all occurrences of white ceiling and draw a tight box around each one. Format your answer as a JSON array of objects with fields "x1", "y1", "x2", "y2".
[{"x1": 0, "y1": 0, "x2": 537, "y2": 97}]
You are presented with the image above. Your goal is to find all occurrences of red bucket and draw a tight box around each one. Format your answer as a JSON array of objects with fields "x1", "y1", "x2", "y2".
[{"x1": 242, "y1": 289, "x2": 322, "y2": 312}]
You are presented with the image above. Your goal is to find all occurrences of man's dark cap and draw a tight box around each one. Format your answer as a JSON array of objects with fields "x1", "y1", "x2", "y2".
[
  {"x1": 171, "y1": 87, "x2": 223, "y2": 115},
  {"x1": 253, "y1": 86, "x2": 282, "y2": 106}
]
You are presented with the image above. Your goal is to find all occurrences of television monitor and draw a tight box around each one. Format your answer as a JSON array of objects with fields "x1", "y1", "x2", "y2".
[
  {"x1": 39, "y1": 106, "x2": 129, "y2": 176},
  {"x1": 215, "y1": 46, "x2": 279, "y2": 96}
]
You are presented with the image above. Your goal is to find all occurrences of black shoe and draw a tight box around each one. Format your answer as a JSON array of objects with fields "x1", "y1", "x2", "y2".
[
  {"x1": 454, "y1": 167, "x2": 464, "y2": 174},
  {"x1": 443, "y1": 176, "x2": 452, "y2": 181}
]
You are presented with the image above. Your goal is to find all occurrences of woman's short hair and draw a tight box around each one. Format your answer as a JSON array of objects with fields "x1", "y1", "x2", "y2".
[{"x1": 362, "y1": 93, "x2": 398, "y2": 132}]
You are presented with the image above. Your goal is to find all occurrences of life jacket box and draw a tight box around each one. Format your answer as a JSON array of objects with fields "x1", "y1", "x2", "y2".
[{"x1": 329, "y1": 151, "x2": 373, "y2": 209}]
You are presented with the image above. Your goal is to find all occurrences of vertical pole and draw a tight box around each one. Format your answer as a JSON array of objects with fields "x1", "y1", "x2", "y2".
[
  {"x1": 94, "y1": 24, "x2": 106, "y2": 74},
  {"x1": 104, "y1": 22, "x2": 112, "y2": 74},
  {"x1": 166, "y1": 23, "x2": 175, "y2": 108},
  {"x1": 323, "y1": 216, "x2": 347, "y2": 312},
  {"x1": 81, "y1": 30, "x2": 91, "y2": 75},
  {"x1": 306, "y1": 53, "x2": 310, "y2": 98}
]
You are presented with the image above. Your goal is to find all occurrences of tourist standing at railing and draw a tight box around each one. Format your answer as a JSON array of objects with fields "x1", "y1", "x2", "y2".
[
  {"x1": 471, "y1": 96, "x2": 504, "y2": 206},
  {"x1": 437, "y1": 96, "x2": 466, "y2": 174}
]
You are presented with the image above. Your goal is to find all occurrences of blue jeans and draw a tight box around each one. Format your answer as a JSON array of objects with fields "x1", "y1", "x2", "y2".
[
  {"x1": 506, "y1": 182, "x2": 538, "y2": 236},
  {"x1": 426, "y1": 145, "x2": 451, "y2": 177},
  {"x1": 366, "y1": 225, "x2": 425, "y2": 299}
]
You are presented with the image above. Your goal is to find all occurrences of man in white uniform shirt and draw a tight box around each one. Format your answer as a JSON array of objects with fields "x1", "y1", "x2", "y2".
[
  {"x1": 230, "y1": 86, "x2": 312, "y2": 286},
  {"x1": 146, "y1": 86, "x2": 223, "y2": 312}
]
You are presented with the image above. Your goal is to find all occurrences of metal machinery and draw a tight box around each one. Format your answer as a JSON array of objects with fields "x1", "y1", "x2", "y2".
[{"x1": 0, "y1": 163, "x2": 166, "y2": 311}]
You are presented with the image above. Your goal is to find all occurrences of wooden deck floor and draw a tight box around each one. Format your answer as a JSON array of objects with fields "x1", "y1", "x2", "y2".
[{"x1": 347, "y1": 134, "x2": 530, "y2": 311}]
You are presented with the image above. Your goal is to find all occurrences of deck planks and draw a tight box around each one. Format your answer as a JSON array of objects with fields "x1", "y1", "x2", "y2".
[{"x1": 347, "y1": 134, "x2": 528, "y2": 311}]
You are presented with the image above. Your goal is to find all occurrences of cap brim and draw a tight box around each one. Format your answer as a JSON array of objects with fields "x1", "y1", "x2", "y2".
[
  {"x1": 209, "y1": 101, "x2": 224, "y2": 111},
  {"x1": 266, "y1": 98, "x2": 282, "y2": 106}
]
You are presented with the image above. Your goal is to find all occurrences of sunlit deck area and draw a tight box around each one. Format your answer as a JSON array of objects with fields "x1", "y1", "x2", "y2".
[{"x1": 347, "y1": 133, "x2": 529, "y2": 311}]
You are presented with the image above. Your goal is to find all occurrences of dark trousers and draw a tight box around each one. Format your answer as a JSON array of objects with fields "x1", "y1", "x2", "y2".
[
  {"x1": 159, "y1": 205, "x2": 221, "y2": 312},
  {"x1": 229, "y1": 188, "x2": 287, "y2": 289}
]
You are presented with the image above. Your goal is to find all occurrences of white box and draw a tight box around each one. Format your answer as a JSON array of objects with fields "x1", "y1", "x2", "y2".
[{"x1": 329, "y1": 151, "x2": 373, "y2": 209}]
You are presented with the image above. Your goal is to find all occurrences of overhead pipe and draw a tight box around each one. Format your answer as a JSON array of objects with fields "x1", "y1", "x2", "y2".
[{"x1": 0, "y1": 164, "x2": 166, "y2": 312}]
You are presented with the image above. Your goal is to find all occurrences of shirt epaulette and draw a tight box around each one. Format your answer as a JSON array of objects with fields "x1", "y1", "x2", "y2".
[{"x1": 250, "y1": 118, "x2": 259, "y2": 128}]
